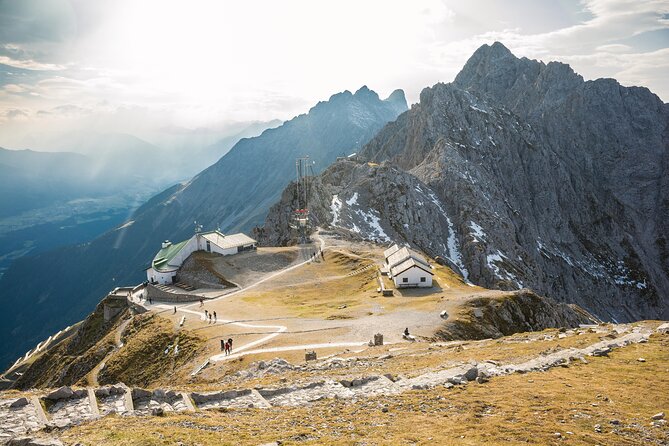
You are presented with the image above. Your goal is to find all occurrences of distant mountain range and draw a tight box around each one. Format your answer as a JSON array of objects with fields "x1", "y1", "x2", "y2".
[
  {"x1": 0, "y1": 122, "x2": 278, "y2": 276},
  {"x1": 0, "y1": 87, "x2": 407, "y2": 370},
  {"x1": 261, "y1": 42, "x2": 669, "y2": 323}
]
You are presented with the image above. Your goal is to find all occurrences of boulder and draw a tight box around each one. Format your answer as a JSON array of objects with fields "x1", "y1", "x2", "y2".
[
  {"x1": 464, "y1": 366, "x2": 479, "y2": 381},
  {"x1": 591, "y1": 347, "x2": 611, "y2": 357},
  {"x1": 9, "y1": 397, "x2": 29, "y2": 408},
  {"x1": 94, "y1": 387, "x2": 110, "y2": 398},
  {"x1": 45, "y1": 386, "x2": 74, "y2": 400},
  {"x1": 651, "y1": 412, "x2": 664, "y2": 420},
  {"x1": 110, "y1": 385, "x2": 126, "y2": 395},
  {"x1": 448, "y1": 375, "x2": 466, "y2": 385},
  {"x1": 131, "y1": 388, "x2": 152, "y2": 399}
]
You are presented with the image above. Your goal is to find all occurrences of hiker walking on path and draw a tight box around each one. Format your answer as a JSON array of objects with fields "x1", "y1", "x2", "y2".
[
  {"x1": 213, "y1": 311, "x2": 217, "y2": 322},
  {"x1": 227, "y1": 338, "x2": 233, "y2": 353},
  {"x1": 224, "y1": 340, "x2": 231, "y2": 356},
  {"x1": 204, "y1": 310, "x2": 208, "y2": 320},
  {"x1": 173, "y1": 306, "x2": 177, "y2": 314}
]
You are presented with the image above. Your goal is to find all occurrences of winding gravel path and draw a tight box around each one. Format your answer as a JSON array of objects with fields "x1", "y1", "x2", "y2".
[{"x1": 152, "y1": 231, "x2": 372, "y2": 369}]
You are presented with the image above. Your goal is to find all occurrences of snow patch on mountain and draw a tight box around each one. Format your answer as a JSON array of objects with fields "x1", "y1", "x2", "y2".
[
  {"x1": 486, "y1": 250, "x2": 523, "y2": 289},
  {"x1": 469, "y1": 221, "x2": 486, "y2": 242},
  {"x1": 330, "y1": 195, "x2": 342, "y2": 226}
]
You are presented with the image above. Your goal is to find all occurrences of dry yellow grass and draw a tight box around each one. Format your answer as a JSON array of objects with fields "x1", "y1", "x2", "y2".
[
  {"x1": 99, "y1": 313, "x2": 205, "y2": 388},
  {"x1": 184, "y1": 326, "x2": 634, "y2": 392},
  {"x1": 56, "y1": 332, "x2": 669, "y2": 445}
]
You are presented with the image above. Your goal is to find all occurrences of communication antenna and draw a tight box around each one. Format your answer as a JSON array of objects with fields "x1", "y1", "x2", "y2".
[
  {"x1": 194, "y1": 221, "x2": 203, "y2": 233},
  {"x1": 293, "y1": 156, "x2": 315, "y2": 243}
]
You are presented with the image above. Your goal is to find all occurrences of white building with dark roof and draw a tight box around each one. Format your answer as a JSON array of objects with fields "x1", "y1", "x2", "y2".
[
  {"x1": 384, "y1": 244, "x2": 433, "y2": 288},
  {"x1": 146, "y1": 230, "x2": 256, "y2": 285}
]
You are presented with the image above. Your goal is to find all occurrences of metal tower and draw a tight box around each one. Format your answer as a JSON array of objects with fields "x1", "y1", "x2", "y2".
[{"x1": 293, "y1": 156, "x2": 315, "y2": 243}]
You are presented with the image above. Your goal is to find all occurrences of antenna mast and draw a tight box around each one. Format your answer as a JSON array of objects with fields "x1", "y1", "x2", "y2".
[{"x1": 293, "y1": 156, "x2": 314, "y2": 243}]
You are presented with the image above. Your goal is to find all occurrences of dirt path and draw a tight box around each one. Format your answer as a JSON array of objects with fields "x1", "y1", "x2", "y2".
[
  {"x1": 209, "y1": 341, "x2": 373, "y2": 362},
  {"x1": 88, "y1": 317, "x2": 132, "y2": 386},
  {"x1": 152, "y1": 231, "x2": 346, "y2": 370},
  {"x1": 149, "y1": 232, "x2": 495, "y2": 372}
]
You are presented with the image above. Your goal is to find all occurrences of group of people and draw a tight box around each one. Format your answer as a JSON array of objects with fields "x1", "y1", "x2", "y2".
[
  {"x1": 204, "y1": 309, "x2": 217, "y2": 323},
  {"x1": 309, "y1": 249, "x2": 325, "y2": 261},
  {"x1": 221, "y1": 338, "x2": 233, "y2": 355}
]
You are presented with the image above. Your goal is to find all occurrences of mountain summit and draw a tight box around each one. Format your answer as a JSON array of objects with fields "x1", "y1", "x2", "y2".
[{"x1": 262, "y1": 42, "x2": 669, "y2": 322}]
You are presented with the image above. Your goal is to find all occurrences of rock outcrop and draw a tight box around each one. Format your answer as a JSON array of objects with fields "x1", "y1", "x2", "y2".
[{"x1": 434, "y1": 289, "x2": 594, "y2": 341}]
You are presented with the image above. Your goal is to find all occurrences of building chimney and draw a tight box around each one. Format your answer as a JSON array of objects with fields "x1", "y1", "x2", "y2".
[{"x1": 162, "y1": 240, "x2": 172, "y2": 249}]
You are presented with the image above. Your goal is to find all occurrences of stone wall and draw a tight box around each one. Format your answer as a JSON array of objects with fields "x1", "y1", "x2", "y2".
[{"x1": 145, "y1": 285, "x2": 200, "y2": 303}]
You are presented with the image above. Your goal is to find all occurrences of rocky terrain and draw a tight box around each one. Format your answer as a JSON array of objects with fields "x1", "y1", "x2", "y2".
[
  {"x1": 434, "y1": 289, "x2": 595, "y2": 340},
  {"x1": 1, "y1": 322, "x2": 666, "y2": 445},
  {"x1": 261, "y1": 42, "x2": 669, "y2": 323}
]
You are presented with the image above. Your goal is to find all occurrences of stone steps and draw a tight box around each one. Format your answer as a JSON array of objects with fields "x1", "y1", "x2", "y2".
[{"x1": 0, "y1": 328, "x2": 656, "y2": 441}]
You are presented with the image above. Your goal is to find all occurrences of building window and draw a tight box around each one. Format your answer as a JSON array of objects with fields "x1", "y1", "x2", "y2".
[
  {"x1": 402, "y1": 277, "x2": 408, "y2": 283},
  {"x1": 420, "y1": 277, "x2": 426, "y2": 282}
]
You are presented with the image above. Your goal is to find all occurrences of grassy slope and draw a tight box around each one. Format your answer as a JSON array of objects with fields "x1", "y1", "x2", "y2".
[
  {"x1": 11, "y1": 298, "x2": 126, "y2": 389},
  {"x1": 99, "y1": 313, "x2": 205, "y2": 388},
  {"x1": 57, "y1": 330, "x2": 669, "y2": 445}
]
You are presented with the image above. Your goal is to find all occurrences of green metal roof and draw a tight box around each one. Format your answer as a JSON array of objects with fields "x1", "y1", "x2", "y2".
[{"x1": 151, "y1": 239, "x2": 189, "y2": 272}]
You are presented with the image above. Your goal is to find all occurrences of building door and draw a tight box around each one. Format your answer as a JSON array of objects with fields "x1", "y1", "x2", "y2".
[{"x1": 206, "y1": 240, "x2": 211, "y2": 252}]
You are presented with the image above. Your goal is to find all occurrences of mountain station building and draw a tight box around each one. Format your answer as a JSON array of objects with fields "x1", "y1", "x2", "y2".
[
  {"x1": 383, "y1": 244, "x2": 434, "y2": 288},
  {"x1": 146, "y1": 230, "x2": 257, "y2": 284}
]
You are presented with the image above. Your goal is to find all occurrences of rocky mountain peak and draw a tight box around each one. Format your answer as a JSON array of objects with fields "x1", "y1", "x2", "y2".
[
  {"x1": 455, "y1": 41, "x2": 515, "y2": 79},
  {"x1": 384, "y1": 89, "x2": 408, "y2": 114},
  {"x1": 263, "y1": 44, "x2": 669, "y2": 323},
  {"x1": 354, "y1": 85, "x2": 380, "y2": 101}
]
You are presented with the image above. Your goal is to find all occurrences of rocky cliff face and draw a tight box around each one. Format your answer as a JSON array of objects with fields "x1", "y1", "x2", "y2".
[{"x1": 261, "y1": 43, "x2": 669, "y2": 322}]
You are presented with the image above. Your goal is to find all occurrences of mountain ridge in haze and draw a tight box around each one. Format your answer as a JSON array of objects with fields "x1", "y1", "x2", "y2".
[{"x1": 0, "y1": 86, "x2": 407, "y2": 370}]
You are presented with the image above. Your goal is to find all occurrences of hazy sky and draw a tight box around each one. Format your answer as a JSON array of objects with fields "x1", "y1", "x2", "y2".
[{"x1": 0, "y1": 0, "x2": 667, "y2": 149}]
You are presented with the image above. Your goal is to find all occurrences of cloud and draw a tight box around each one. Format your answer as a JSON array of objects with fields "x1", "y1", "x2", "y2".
[
  {"x1": 0, "y1": 0, "x2": 667, "y2": 150},
  {"x1": 0, "y1": 55, "x2": 65, "y2": 71},
  {"x1": 426, "y1": 0, "x2": 669, "y2": 100},
  {"x1": 2, "y1": 84, "x2": 29, "y2": 94},
  {"x1": 1, "y1": 108, "x2": 29, "y2": 120}
]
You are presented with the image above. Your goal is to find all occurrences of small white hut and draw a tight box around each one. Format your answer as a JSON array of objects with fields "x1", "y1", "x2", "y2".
[{"x1": 384, "y1": 244, "x2": 433, "y2": 288}]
